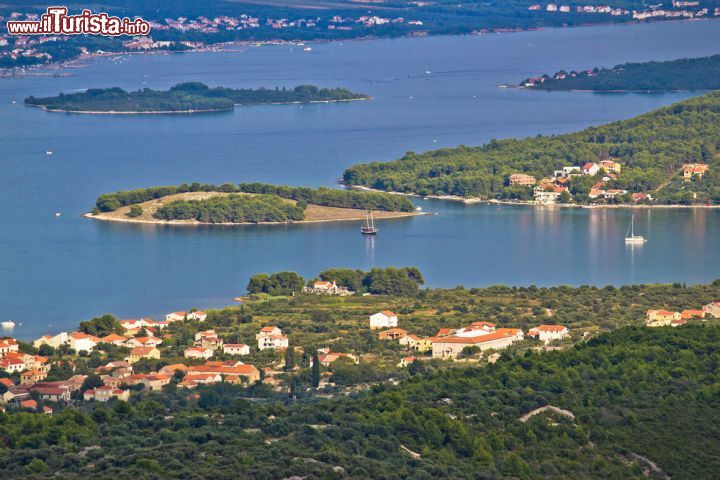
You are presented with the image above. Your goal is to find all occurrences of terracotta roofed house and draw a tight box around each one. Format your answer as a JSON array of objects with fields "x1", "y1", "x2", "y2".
[
  {"x1": 432, "y1": 328, "x2": 524, "y2": 358},
  {"x1": 256, "y1": 326, "x2": 289, "y2": 351},
  {"x1": 703, "y1": 301, "x2": 720, "y2": 318},
  {"x1": 509, "y1": 173, "x2": 536, "y2": 186},
  {"x1": 184, "y1": 346, "x2": 214, "y2": 359},
  {"x1": 127, "y1": 346, "x2": 160, "y2": 364},
  {"x1": 527, "y1": 325, "x2": 569, "y2": 344},
  {"x1": 223, "y1": 343, "x2": 250, "y2": 356},
  {"x1": 646, "y1": 309, "x2": 682, "y2": 327},
  {"x1": 378, "y1": 328, "x2": 408, "y2": 340}
]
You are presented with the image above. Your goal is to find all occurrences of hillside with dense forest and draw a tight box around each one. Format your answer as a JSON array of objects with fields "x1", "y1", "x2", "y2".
[
  {"x1": 343, "y1": 91, "x2": 720, "y2": 204},
  {"x1": 521, "y1": 54, "x2": 720, "y2": 91},
  {"x1": 1, "y1": 325, "x2": 718, "y2": 479},
  {"x1": 25, "y1": 82, "x2": 368, "y2": 113}
]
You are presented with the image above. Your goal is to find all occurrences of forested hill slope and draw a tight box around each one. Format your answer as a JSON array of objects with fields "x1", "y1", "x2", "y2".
[
  {"x1": 1, "y1": 326, "x2": 718, "y2": 478},
  {"x1": 343, "y1": 91, "x2": 720, "y2": 204},
  {"x1": 522, "y1": 54, "x2": 720, "y2": 91}
]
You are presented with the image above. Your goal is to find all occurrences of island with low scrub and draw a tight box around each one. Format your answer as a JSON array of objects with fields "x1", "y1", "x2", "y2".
[
  {"x1": 24, "y1": 82, "x2": 370, "y2": 114},
  {"x1": 87, "y1": 182, "x2": 420, "y2": 225},
  {"x1": 343, "y1": 91, "x2": 720, "y2": 206},
  {"x1": 520, "y1": 54, "x2": 720, "y2": 92}
]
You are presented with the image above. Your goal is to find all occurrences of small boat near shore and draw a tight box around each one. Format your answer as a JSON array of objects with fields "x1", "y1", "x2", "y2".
[{"x1": 361, "y1": 210, "x2": 378, "y2": 235}]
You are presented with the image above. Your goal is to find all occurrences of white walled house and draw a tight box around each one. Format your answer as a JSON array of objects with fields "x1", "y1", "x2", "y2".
[
  {"x1": 369, "y1": 311, "x2": 398, "y2": 329},
  {"x1": 33, "y1": 332, "x2": 68, "y2": 350},
  {"x1": 527, "y1": 325, "x2": 569, "y2": 344},
  {"x1": 187, "y1": 311, "x2": 208, "y2": 322},
  {"x1": 256, "y1": 326, "x2": 289, "y2": 351},
  {"x1": 67, "y1": 332, "x2": 99, "y2": 353},
  {"x1": 184, "y1": 347, "x2": 214, "y2": 360},
  {"x1": 166, "y1": 311, "x2": 187, "y2": 322},
  {"x1": 223, "y1": 344, "x2": 250, "y2": 356}
]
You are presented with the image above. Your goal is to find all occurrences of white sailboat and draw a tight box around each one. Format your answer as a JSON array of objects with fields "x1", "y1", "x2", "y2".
[
  {"x1": 361, "y1": 210, "x2": 378, "y2": 235},
  {"x1": 625, "y1": 214, "x2": 647, "y2": 244},
  {"x1": 1, "y1": 320, "x2": 16, "y2": 329}
]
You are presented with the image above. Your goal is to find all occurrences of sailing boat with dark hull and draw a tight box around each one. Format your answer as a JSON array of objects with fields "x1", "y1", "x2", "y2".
[{"x1": 361, "y1": 210, "x2": 378, "y2": 235}]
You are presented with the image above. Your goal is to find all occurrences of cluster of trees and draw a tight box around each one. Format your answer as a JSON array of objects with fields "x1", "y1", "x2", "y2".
[
  {"x1": 318, "y1": 267, "x2": 425, "y2": 296},
  {"x1": 236, "y1": 183, "x2": 415, "y2": 212},
  {"x1": 24, "y1": 82, "x2": 368, "y2": 113},
  {"x1": 524, "y1": 54, "x2": 720, "y2": 91},
  {"x1": 95, "y1": 182, "x2": 414, "y2": 213},
  {"x1": 343, "y1": 91, "x2": 720, "y2": 203},
  {"x1": 153, "y1": 194, "x2": 305, "y2": 223},
  {"x1": 1, "y1": 325, "x2": 718, "y2": 478},
  {"x1": 246, "y1": 271, "x2": 305, "y2": 295},
  {"x1": 247, "y1": 266, "x2": 425, "y2": 296}
]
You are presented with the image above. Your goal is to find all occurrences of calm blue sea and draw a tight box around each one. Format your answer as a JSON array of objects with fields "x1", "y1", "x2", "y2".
[{"x1": 1, "y1": 20, "x2": 719, "y2": 338}]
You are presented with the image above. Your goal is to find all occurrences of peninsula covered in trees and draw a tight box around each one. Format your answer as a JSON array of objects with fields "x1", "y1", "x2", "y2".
[
  {"x1": 24, "y1": 82, "x2": 369, "y2": 114},
  {"x1": 343, "y1": 91, "x2": 720, "y2": 205},
  {"x1": 521, "y1": 54, "x2": 720, "y2": 91},
  {"x1": 89, "y1": 182, "x2": 418, "y2": 225}
]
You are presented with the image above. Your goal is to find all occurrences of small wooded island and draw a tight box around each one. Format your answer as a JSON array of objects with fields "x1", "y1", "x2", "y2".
[
  {"x1": 24, "y1": 82, "x2": 369, "y2": 114},
  {"x1": 520, "y1": 54, "x2": 720, "y2": 91},
  {"x1": 88, "y1": 183, "x2": 421, "y2": 225}
]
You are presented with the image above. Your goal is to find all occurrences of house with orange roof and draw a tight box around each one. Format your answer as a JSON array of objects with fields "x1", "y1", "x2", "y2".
[
  {"x1": 508, "y1": 173, "x2": 536, "y2": 186},
  {"x1": 432, "y1": 328, "x2": 524, "y2": 359},
  {"x1": 125, "y1": 336, "x2": 162, "y2": 349},
  {"x1": 646, "y1": 309, "x2": 682, "y2": 327},
  {"x1": 435, "y1": 328, "x2": 456, "y2": 337},
  {"x1": 223, "y1": 343, "x2": 250, "y2": 356},
  {"x1": 186, "y1": 362, "x2": 260, "y2": 383},
  {"x1": 20, "y1": 369, "x2": 48, "y2": 385},
  {"x1": 184, "y1": 373, "x2": 223, "y2": 385},
  {"x1": 398, "y1": 356, "x2": 415, "y2": 368},
  {"x1": 0, "y1": 378, "x2": 13, "y2": 388},
  {"x1": 100, "y1": 333, "x2": 127, "y2": 346},
  {"x1": 29, "y1": 385, "x2": 70, "y2": 402},
  {"x1": 142, "y1": 374, "x2": 171, "y2": 391},
  {"x1": 187, "y1": 311, "x2": 208, "y2": 322},
  {"x1": 184, "y1": 346, "x2": 214, "y2": 359},
  {"x1": 582, "y1": 162, "x2": 600, "y2": 175},
  {"x1": 20, "y1": 399, "x2": 37, "y2": 410},
  {"x1": 0, "y1": 356, "x2": 26, "y2": 374},
  {"x1": 256, "y1": 326, "x2": 288, "y2": 351},
  {"x1": 527, "y1": 325, "x2": 569, "y2": 344},
  {"x1": 84, "y1": 385, "x2": 130, "y2": 402},
  {"x1": 127, "y1": 346, "x2": 160, "y2": 364},
  {"x1": 398, "y1": 334, "x2": 421, "y2": 348},
  {"x1": 67, "y1": 332, "x2": 100, "y2": 353},
  {"x1": 682, "y1": 163, "x2": 709, "y2": 180},
  {"x1": 378, "y1": 328, "x2": 408, "y2": 340},
  {"x1": 317, "y1": 351, "x2": 358, "y2": 367},
  {"x1": 165, "y1": 311, "x2": 187, "y2": 322},
  {"x1": 703, "y1": 301, "x2": 720, "y2": 318},
  {"x1": 681, "y1": 309, "x2": 705, "y2": 320},
  {"x1": 370, "y1": 311, "x2": 398, "y2": 329},
  {"x1": 599, "y1": 160, "x2": 622, "y2": 174},
  {"x1": 0, "y1": 338, "x2": 19, "y2": 355}
]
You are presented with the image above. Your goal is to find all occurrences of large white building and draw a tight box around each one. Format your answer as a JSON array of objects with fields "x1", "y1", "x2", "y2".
[
  {"x1": 369, "y1": 311, "x2": 398, "y2": 329},
  {"x1": 256, "y1": 326, "x2": 289, "y2": 351},
  {"x1": 431, "y1": 322, "x2": 523, "y2": 359}
]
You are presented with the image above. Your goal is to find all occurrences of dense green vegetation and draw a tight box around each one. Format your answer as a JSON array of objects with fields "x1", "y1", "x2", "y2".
[
  {"x1": 343, "y1": 91, "x2": 720, "y2": 204},
  {"x1": 247, "y1": 267, "x2": 426, "y2": 296},
  {"x1": 318, "y1": 267, "x2": 426, "y2": 296},
  {"x1": 154, "y1": 194, "x2": 305, "y2": 223},
  {"x1": 523, "y1": 54, "x2": 720, "y2": 91},
  {"x1": 95, "y1": 182, "x2": 414, "y2": 214},
  {"x1": 1, "y1": 324, "x2": 718, "y2": 479},
  {"x1": 24, "y1": 82, "x2": 368, "y2": 113}
]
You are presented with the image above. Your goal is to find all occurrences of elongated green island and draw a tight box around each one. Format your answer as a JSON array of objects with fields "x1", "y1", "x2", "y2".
[
  {"x1": 521, "y1": 54, "x2": 720, "y2": 91},
  {"x1": 88, "y1": 182, "x2": 420, "y2": 225},
  {"x1": 24, "y1": 82, "x2": 369, "y2": 114}
]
